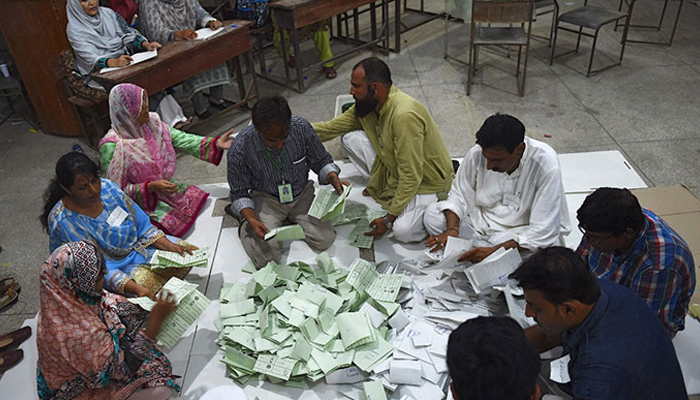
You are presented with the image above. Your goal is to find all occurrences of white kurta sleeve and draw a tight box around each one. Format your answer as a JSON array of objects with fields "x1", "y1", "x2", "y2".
[
  {"x1": 438, "y1": 147, "x2": 480, "y2": 220},
  {"x1": 517, "y1": 166, "x2": 565, "y2": 250}
]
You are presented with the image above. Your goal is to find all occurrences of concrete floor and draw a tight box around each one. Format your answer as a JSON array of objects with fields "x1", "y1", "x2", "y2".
[{"x1": 0, "y1": 0, "x2": 698, "y2": 393}]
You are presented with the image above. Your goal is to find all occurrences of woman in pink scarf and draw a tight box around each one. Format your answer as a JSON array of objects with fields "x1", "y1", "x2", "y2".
[
  {"x1": 99, "y1": 83, "x2": 233, "y2": 237},
  {"x1": 37, "y1": 241, "x2": 180, "y2": 400}
]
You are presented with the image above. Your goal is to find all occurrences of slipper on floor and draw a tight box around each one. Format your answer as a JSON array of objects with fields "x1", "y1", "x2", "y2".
[
  {"x1": 0, "y1": 277, "x2": 20, "y2": 296},
  {"x1": 0, "y1": 349, "x2": 23, "y2": 374},
  {"x1": 0, "y1": 286, "x2": 18, "y2": 312},
  {"x1": 0, "y1": 326, "x2": 31, "y2": 352},
  {"x1": 323, "y1": 66, "x2": 337, "y2": 79}
]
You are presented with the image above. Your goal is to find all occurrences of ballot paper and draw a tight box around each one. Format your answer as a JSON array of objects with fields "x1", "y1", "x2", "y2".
[
  {"x1": 337, "y1": 311, "x2": 373, "y2": 349},
  {"x1": 346, "y1": 259, "x2": 403, "y2": 302},
  {"x1": 464, "y1": 247, "x2": 522, "y2": 294},
  {"x1": 363, "y1": 380, "x2": 389, "y2": 400},
  {"x1": 326, "y1": 366, "x2": 368, "y2": 384},
  {"x1": 151, "y1": 247, "x2": 210, "y2": 270},
  {"x1": 99, "y1": 50, "x2": 157, "y2": 73},
  {"x1": 550, "y1": 354, "x2": 571, "y2": 384},
  {"x1": 195, "y1": 26, "x2": 226, "y2": 40},
  {"x1": 502, "y1": 282, "x2": 537, "y2": 328},
  {"x1": 389, "y1": 360, "x2": 423, "y2": 385},
  {"x1": 332, "y1": 202, "x2": 370, "y2": 226},
  {"x1": 155, "y1": 278, "x2": 211, "y2": 348},
  {"x1": 253, "y1": 354, "x2": 297, "y2": 380},
  {"x1": 347, "y1": 219, "x2": 375, "y2": 249},
  {"x1": 264, "y1": 225, "x2": 306, "y2": 241},
  {"x1": 308, "y1": 184, "x2": 352, "y2": 221}
]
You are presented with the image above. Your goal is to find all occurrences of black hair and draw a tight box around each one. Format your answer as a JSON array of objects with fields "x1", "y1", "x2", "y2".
[
  {"x1": 509, "y1": 246, "x2": 601, "y2": 305},
  {"x1": 251, "y1": 96, "x2": 292, "y2": 135},
  {"x1": 577, "y1": 187, "x2": 644, "y2": 235},
  {"x1": 353, "y1": 57, "x2": 393, "y2": 87},
  {"x1": 447, "y1": 316, "x2": 540, "y2": 400},
  {"x1": 475, "y1": 113, "x2": 526, "y2": 153},
  {"x1": 40, "y1": 152, "x2": 100, "y2": 232}
]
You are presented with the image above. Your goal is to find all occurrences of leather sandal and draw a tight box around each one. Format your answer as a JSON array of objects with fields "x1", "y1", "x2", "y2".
[
  {"x1": 0, "y1": 285, "x2": 18, "y2": 312},
  {"x1": 0, "y1": 349, "x2": 23, "y2": 374},
  {"x1": 323, "y1": 66, "x2": 337, "y2": 79},
  {"x1": 0, "y1": 326, "x2": 31, "y2": 352},
  {"x1": 0, "y1": 277, "x2": 20, "y2": 296}
]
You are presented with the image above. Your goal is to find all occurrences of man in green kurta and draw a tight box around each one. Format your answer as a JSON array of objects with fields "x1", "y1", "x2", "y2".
[{"x1": 312, "y1": 57, "x2": 454, "y2": 243}]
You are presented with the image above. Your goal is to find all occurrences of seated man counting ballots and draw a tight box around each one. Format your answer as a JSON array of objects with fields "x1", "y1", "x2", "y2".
[
  {"x1": 311, "y1": 57, "x2": 455, "y2": 244},
  {"x1": 511, "y1": 246, "x2": 688, "y2": 400},
  {"x1": 576, "y1": 187, "x2": 696, "y2": 337},
  {"x1": 226, "y1": 97, "x2": 347, "y2": 268},
  {"x1": 424, "y1": 113, "x2": 570, "y2": 262}
]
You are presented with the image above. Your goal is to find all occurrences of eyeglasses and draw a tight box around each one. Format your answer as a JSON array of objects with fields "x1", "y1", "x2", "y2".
[{"x1": 578, "y1": 225, "x2": 614, "y2": 247}]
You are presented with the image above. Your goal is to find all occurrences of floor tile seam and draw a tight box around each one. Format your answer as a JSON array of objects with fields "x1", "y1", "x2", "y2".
[
  {"x1": 546, "y1": 61, "x2": 655, "y2": 187},
  {"x1": 616, "y1": 135, "x2": 700, "y2": 145}
]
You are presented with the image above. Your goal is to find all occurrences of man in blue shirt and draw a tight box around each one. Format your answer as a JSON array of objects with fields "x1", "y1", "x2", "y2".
[
  {"x1": 227, "y1": 96, "x2": 346, "y2": 267},
  {"x1": 510, "y1": 247, "x2": 687, "y2": 400}
]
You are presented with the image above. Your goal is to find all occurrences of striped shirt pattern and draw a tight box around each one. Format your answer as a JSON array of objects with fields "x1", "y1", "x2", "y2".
[
  {"x1": 227, "y1": 115, "x2": 339, "y2": 217},
  {"x1": 577, "y1": 208, "x2": 696, "y2": 334}
]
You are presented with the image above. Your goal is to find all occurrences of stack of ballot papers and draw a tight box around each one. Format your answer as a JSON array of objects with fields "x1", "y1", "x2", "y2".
[
  {"x1": 151, "y1": 247, "x2": 210, "y2": 270},
  {"x1": 128, "y1": 277, "x2": 211, "y2": 348},
  {"x1": 214, "y1": 253, "x2": 405, "y2": 388},
  {"x1": 345, "y1": 210, "x2": 387, "y2": 249},
  {"x1": 308, "y1": 184, "x2": 352, "y2": 221},
  {"x1": 464, "y1": 247, "x2": 522, "y2": 294}
]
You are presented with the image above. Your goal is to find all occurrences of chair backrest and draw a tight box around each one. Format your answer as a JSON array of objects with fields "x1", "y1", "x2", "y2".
[{"x1": 472, "y1": 0, "x2": 534, "y2": 24}]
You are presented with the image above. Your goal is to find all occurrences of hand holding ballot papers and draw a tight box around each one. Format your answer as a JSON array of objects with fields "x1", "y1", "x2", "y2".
[
  {"x1": 151, "y1": 247, "x2": 210, "y2": 270},
  {"x1": 128, "y1": 277, "x2": 211, "y2": 348},
  {"x1": 308, "y1": 184, "x2": 352, "y2": 221}
]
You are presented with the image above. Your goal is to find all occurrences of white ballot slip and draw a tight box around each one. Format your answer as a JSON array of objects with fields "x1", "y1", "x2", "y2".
[
  {"x1": 195, "y1": 27, "x2": 226, "y2": 40},
  {"x1": 550, "y1": 354, "x2": 571, "y2": 384},
  {"x1": 100, "y1": 50, "x2": 157, "y2": 73}
]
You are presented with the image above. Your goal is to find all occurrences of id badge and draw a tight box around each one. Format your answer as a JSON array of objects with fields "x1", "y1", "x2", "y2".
[
  {"x1": 277, "y1": 183, "x2": 294, "y2": 204},
  {"x1": 106, "y1": 206, "x2": 128, "y2": 227}
]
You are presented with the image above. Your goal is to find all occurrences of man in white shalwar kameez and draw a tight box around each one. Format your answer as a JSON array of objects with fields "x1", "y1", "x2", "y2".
[{"x1": 424, "y1": 113, "x2": 570, "y2": 262}]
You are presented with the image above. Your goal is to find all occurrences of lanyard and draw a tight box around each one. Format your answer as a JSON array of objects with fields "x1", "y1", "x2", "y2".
[{"x1": 266, "y1": 148, "x2": 287, "y2": 183}]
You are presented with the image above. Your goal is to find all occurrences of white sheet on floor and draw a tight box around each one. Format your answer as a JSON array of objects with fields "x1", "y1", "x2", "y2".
[{"x1": 14, "y1": 153, "x2": 700, "y2": 400}]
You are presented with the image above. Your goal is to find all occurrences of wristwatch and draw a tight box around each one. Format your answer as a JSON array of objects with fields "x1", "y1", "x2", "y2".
[{"x1": 382, "y1": 214, "x2": 393, "y2": 230}]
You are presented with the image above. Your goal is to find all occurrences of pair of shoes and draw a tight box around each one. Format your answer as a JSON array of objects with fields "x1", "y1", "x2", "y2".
[
  {"x1": 196, "y1": 110, "x2": 213, "y2": 120},
  {"x1": 209, "y1": 99, "x2": 235, "y2": 111},
  {"x1": 0, "y1": 349, "x2": 23, "y2": 374},
  {"x1": 0, "y1": 326, "x2": 31, "y2": 352},
  {"x1": 322, "y1": 66, "x2": 337, "y2": 79}
]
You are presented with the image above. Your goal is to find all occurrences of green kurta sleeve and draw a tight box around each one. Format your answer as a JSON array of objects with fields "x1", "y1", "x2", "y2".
[
  {"x1": 169, "y1": 127, "x2": 224, "y2": 165},
  {"x1": 311, "y1": 106, "x2": 364, "y2": 142},
  {"x1": 387, "y1": 112, "x2": 426, "y2": 216},
  {"x1": 99, "y1": 142, "x2": 116, "y2": 174}
]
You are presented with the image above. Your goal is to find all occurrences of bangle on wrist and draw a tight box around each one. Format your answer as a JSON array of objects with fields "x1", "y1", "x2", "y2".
[{"x1": 445, "y1": 227, "x2": 459, "y2": 235}]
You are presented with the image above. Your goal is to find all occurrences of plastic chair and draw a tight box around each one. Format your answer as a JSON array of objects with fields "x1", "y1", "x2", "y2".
[
  {"x1": 549, "y1": 0, "x2": 632, "y2": 77},
  {"x1": 467, "y1": 0, "x2": 535, "y2": 97}
]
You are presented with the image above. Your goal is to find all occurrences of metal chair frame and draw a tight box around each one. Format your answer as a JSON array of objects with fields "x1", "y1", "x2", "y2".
[
  {"x1": 614, "y1": 0, "x2": 684, "y2": 46},
  {"x1": 467, "y1": 0, "x2": 535, "y2": 97},
  {"x1": 550, "y1": 0, "x2": 633, "y2": 77}
]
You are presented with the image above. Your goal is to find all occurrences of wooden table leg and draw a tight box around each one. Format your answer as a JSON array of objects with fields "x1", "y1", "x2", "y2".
[
  {"x1": 234, "y1": 56, "x2": 245, "y2": 101},
  {"x1": 280, "y1": 28, "x2": 292, "y2": 88},
  {"x1": 244, "y1": 50, "x2": 259, "y2": 103}
]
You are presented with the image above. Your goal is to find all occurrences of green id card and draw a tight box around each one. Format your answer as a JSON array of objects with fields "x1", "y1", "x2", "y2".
[{"x1": 278, "y1": 183, "x2": 294, "y2": 203}]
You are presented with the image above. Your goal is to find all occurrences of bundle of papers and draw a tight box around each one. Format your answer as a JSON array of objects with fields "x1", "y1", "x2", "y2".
[
  {"x1": 347, "y1": 219, "x2": 376, "y2": 249},
  {"x1": 99, "y1": 50, "x2": 157, "y2": 73},
  {"x1": 464, "y1": 247, "x2": 522, "y2": 294},
  {"x1": 195, "y1": 26, "x2": 226, "y2": 40},
  {"x1": 308, "y1": 184, "x2": 352, "y2": 221},
  {"x1": 128, "y1": 277, "x2": 211, "y2": 348},
  {"x1": 151, "y1": 247, "x2": 210, "y2": 270},
  {"x1": 332, "y1": 202, "x2": 369, "y2": 226},
  {"x1": 264, "y1": 225, "x2": 306, "y2": 241},
  {"x1": 215, "y1": 253, "x2": 405, "y2": 387}
]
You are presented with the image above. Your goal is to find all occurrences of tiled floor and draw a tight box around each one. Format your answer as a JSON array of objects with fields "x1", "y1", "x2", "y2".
[{"x1": 0, "y1": 0, "x2": 698, "y2": 396}]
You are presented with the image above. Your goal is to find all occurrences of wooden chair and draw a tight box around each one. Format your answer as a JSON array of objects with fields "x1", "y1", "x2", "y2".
[
  {"x1": 51, "y1": 50, "x2": 108, "y2": 148},
  {"x1": 550, "y1": 0, "x2": 632, "y2": 77},
  {"x1": 467, "y1": 0, "x2": 535, "y2": 97}
]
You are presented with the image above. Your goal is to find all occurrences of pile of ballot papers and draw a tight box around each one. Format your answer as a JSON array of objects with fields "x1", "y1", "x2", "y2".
[
  {"x1": 214, "y1": 235, "x2": 529, "y2": 400},
  {"x1": 151, "y1": 247, "x2": 210, "y2": 270}
]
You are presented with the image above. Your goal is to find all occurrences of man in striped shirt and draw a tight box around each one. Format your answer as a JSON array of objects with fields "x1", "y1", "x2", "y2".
[
  {"x1": 576, "y1": 187, "x2": 696, "y2": 336},
  {"x1": 226, "y1": 96, "x2": 346, "y2": 268}
]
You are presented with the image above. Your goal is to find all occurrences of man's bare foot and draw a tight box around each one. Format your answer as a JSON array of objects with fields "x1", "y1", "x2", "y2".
[{"x1": 362, "y1": 188, "x2": 371, "y2": 197}]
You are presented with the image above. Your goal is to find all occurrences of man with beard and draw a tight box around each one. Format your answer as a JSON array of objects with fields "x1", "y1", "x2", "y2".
[
  {"x1": 312, "y1": 57, "x2": 454, "y2": 243},
  {"x1": 424, "y1": 113, "x2": 570, "y2": 262}
]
